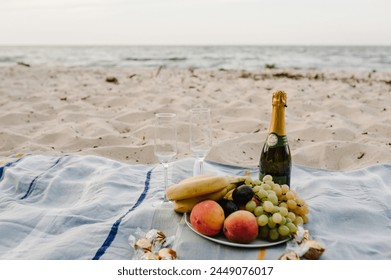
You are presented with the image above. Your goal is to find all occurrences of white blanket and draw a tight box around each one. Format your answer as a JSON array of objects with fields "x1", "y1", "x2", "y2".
[{"x1": 0, "y1": 154, "x2": 390, "y2": 259}]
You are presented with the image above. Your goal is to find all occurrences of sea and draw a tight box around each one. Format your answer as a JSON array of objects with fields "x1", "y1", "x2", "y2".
[{"x1": 0, "y1": 45, "x2": 390, "y2": 72}]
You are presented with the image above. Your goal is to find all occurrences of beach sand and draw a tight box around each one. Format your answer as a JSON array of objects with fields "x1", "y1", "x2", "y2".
[{"x1": 1, "y1": 65, "x2": 390, "y2": 170}]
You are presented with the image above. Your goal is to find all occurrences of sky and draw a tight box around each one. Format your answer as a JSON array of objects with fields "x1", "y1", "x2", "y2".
[{"x1": 0, "y1": 0, "x2": 390, "y2": 45}]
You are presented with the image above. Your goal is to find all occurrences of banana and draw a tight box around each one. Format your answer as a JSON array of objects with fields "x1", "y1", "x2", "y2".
[
  {"x1": 226, "y1": 175, "x2": 246, "y2": 184},
  {"x1": 179, "y1": 173, "x2": 216, "y2": 184},
  {"x1": 224, "y1": 188, "x2": 234, "y2": 200},
  {"x1": 172, "y1": 187, "x2": 228, "y2": 213},
  {"x1": 166, "y1": 174, "x2": 229, "y2": 201},
  {"x1": 226, "y1": 183, "x2": 237, "y2": 192}
]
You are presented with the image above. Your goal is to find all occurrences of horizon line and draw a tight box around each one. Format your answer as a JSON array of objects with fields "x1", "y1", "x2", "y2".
[{"x1": 1, "y1": 43, "x2": 391, "y2": 47}]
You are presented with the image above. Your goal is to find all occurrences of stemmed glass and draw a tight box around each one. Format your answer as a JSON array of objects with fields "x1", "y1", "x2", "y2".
[
  {"x1": 190, "y1": 108, "x2": 212, "y2": 175},
  {"x1": 154, "y1": 113, "x2": 177, "y2": 204}
]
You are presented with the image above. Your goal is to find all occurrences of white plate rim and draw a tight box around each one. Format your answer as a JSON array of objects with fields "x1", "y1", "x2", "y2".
[{"x1": 184, "y1": 212, "x2": 290, "y2": 248}]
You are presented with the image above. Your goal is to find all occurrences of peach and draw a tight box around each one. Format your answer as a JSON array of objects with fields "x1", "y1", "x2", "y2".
[
  {"x1": 190, "y1": 200, "x2": 225, "y2": 237},
  {"x1": 223, "y1": 210, "x2": 258, "y2": 243}
]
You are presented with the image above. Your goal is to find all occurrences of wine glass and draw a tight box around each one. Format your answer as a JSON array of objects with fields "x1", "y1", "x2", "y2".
[
  {"x1": 190, "y1": 108, "x2": 212, "y2": 175},
  {"x1": 154, "y1": 113, "x2": 177, "y2": 204}
]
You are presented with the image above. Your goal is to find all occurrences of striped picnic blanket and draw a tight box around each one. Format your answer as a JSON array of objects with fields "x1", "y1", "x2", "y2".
[{"x1": 0, "y1": 154, "x2": 390, "y2": 259}]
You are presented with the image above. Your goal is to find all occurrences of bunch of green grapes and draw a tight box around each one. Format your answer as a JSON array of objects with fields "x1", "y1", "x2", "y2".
[{"x1": 243, "y1": 175, "x2": 309, "y2": 241}]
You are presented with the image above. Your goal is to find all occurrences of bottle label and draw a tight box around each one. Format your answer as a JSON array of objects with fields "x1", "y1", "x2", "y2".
[{"x1": 266, "y1": 133, "x2": 288, "y2": 147}]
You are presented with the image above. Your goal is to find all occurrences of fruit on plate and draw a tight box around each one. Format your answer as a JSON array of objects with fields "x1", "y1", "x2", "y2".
[
  {"x1": 177, "y1": 173, "x2": 310, "y2": 244},
  {"x1": 223, "y1": 210, "x2": 259, "y2": 243},
  {"x1": 166, "y1": 174, "x2": 229, "y2": 201},
  {"x1": 190, "y1": 200, "x2": 225, "y2": 237},
  {"x1": 191, "y1": 173, "x2": 309, "y2": 243}
]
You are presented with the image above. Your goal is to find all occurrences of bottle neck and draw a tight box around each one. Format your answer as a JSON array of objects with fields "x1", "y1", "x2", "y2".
[{"x1": 269, "y1": 105, "x2": 286, "y2": 136}]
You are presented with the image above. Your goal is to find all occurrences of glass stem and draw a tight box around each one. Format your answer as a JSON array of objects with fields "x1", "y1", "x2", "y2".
[
  {"x1": 199, "y1": 158, "x2": 204, "y2": 174},
  {"x1": 163, "y1": 162, "x2": 169, "y2": 202}
]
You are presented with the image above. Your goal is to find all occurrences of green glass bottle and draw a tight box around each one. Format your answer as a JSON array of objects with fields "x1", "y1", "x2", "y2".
[{"x1": 259, "y1": 91, "x2": 292, "y2": 186}]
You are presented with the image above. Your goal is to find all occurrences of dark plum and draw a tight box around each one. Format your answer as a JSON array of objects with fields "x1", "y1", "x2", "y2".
[
  {"x1": 232, "y1": 185, "x2": 254, "y2": 205},
  {"x1": 218, "y1": 199, "x2": 238, "y2": 217}
]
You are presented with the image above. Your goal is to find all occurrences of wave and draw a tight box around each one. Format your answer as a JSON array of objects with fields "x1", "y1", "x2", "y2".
[
  {"x1": 0, "y1": 56, "x2": 23, "y2": 63},
  {"x1": 1, "y1": 46, "x2": 390, "y2": 71}
]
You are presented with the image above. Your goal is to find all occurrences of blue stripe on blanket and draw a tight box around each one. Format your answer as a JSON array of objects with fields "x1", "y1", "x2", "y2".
[
  {"x1": 0, "y1": 157, "x2": 24, "y2": 181},
  {"x1": 20, "y1": 156, "x2": 64, "y2": 200},
  {"x1": 92, "y1": 168, "x2": 153, "y2": 260}
]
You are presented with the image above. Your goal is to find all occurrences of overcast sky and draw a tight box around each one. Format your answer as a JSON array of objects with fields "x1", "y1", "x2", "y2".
[{"x1": 1, "y1": 0, "x2": 390, "y2": 45}]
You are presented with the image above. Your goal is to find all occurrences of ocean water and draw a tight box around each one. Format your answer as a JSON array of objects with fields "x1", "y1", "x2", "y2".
[{"x1": 0, "y1": 45, "x2": 390, "y2": 71}]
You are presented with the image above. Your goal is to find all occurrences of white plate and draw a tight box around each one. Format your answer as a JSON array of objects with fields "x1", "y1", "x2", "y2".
[{"x1": 184, "y1": 213, "x2": 290, "y2": 248}]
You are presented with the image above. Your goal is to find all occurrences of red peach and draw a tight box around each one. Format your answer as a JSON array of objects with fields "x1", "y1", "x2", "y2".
[
  {"x1": 190, "y1": 200, "x2": 225, "y2": 237},
  {"x1": 223, "y1": 210, "x2": 258, "y2": 243}
]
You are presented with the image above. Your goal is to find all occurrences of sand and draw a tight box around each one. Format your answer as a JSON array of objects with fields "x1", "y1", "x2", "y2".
[{"x1": 0, "y1": 65, "x2": 390, "y2": 170}]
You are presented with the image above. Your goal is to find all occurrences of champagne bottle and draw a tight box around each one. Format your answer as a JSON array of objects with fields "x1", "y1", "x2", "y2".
[{"x1": 259, "y1": 91, "x2": 292, "y2": 186}]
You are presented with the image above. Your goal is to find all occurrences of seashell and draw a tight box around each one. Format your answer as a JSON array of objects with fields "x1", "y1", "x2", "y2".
[
  {"x1": 141, "y1": 251, "x2": 159, "y2": 260},
  {"x1": 134, "y1": 238, "x2": 152, "y2": 252},
  {"x1": 302, "y1": 230, "x2": 311, "y2": 242},
  {"x1": 279, "y1": 251, "x2": 301, "y2": 260},
  {"x1": 146, "y1": 229, "x2": 166, "y2": 245},
  {"x1": 303, "y1": 240, "x2": 325, "y2": 260},
  {"x1": 294, "y1": 227, "x2": 311, "y2": 244},
  {"x1": 158, "y1": 248, "x2": 177, "y2": 260}
]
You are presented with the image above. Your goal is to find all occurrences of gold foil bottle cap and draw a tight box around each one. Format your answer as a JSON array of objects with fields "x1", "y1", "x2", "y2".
[{"x1": 272, "y1": 91, "x2": 287, "y2": 107}]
